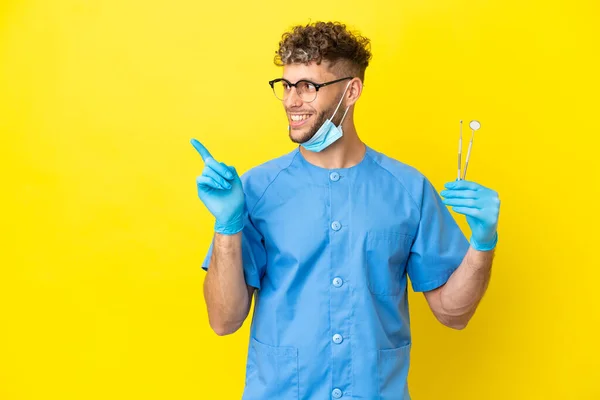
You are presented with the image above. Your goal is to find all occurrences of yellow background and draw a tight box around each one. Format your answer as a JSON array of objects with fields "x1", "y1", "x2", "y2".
[{"x1": 1, "y1": 0, "x2": 599, "y2": 399}]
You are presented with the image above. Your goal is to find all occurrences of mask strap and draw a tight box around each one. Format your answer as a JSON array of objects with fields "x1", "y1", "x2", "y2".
[
  {"x1": 338, "y1": 106, "x2": 350, "y2": 126},
  {"x1": 329, "y1": 81, "x2": 352, "y2": 120}
]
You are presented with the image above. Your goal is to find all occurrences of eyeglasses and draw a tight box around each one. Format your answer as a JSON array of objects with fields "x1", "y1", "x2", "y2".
[{"x1": 268, "y1": 76, "x2": 353, "y2": 103}]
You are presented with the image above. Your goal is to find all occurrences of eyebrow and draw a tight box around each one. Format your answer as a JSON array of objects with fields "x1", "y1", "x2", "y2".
[{"x1": 282, "y1": 77, "x2": 319, "y2": 82}]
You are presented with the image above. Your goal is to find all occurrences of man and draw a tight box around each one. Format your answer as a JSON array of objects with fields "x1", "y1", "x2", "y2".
[{"x1": 192, "y1": 21, "x2": 500, "y2": 400}]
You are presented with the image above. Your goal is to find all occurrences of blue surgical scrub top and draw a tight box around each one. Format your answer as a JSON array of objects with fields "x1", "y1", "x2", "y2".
[{"x1": 202, "y1": 145, "x2": 469, "y2": 400}]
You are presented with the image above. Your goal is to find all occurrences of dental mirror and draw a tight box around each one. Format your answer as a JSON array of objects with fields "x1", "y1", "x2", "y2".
[
  {"x1": 469, "y1": 120, "x2": 481, "y2": 131},
  {"x1": 462, "y1": 120, "x2": 481, "y2": 179}
]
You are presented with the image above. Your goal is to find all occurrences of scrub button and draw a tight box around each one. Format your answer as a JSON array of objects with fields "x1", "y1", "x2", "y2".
[
  {"x1": 331, "y1": 221, "x2": 341, "y2": 231},
  {"x1": 332, "y1": 334, "x2": 343, "y2": 344},
  {"x1": 332, "y1": 277, "x2": 343, "y2": 287},
  {"x1": 332, "y1": 388, "x2": 343, "y2": 398},
  {"x1": 329, "y1": 172, "x2": 340, "y2": 182}
]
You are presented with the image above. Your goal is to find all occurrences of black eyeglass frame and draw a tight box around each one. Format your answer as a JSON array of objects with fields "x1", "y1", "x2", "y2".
[{"x1": 268, "y1": 76, "x2": 354, "y2": 102}]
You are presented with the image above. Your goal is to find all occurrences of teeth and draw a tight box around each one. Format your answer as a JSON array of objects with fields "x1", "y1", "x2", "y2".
[{"x1": 291, "y1": 114, "x2": 310, "y2": 121}]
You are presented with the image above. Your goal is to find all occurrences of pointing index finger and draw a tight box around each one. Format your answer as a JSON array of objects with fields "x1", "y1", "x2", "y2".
[{"x1": 190, "y1": 138, "x2": 213, "y2": 161}]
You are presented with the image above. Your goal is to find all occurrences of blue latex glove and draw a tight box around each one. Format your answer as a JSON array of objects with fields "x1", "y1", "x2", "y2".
[
  {"x1": 190, "y1": 138, "x2": 246, "y2": 235},
  {"x1": 440, "y1": 180, "x2": 500, "y2": 251}
]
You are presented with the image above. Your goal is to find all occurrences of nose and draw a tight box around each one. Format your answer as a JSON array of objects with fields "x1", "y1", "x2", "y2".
[{"x1": 284, "y1": 86, "x2": 303, "y2": 109}]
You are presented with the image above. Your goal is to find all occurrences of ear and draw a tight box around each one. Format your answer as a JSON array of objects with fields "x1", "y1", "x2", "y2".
[{"x1": 344, "y1": 78, "x2": 363, "y2": 107}]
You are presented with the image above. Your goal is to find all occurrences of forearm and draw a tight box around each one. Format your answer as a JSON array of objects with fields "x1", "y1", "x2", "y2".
[
  {"x1": 438, "y1": 246, "x2": 494, "y2": 328},
  {"x1": 203, "y1": 232, "x2": 252, "y2": 335}
]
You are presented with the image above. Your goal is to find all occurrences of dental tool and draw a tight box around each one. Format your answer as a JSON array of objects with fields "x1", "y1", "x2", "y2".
[
  {"x1": 458, "y1": 120, "x2": 463, "y2": 180},
  {"x1": 462, "y1": 120, "x2": 481, "y2": 180}
]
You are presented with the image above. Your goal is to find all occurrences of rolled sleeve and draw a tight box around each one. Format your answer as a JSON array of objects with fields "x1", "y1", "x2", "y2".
[{"x1": 407, "y1": 178, "x2": 470, "y2": 292}]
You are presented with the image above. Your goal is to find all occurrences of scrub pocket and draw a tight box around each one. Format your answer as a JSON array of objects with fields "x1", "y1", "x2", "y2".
[
  {"x1": 365, "y1": 230, "x2": 413, "y2": 296},
  {"x1": 244, "y1": 337, "x2": 299, "y2": 400},
  {"x1": 378, "y1": 343, "x2": 411, "y2": 400}
]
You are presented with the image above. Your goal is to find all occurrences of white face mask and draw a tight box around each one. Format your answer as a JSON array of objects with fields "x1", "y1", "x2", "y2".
[{"x1": 300, "y1": 81, "x2": 351, "y2": 152}]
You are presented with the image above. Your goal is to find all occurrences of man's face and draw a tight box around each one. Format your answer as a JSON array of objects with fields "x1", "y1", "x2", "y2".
[{"x1": 282, "y1": 62, "x2": 348, "y2": 144}]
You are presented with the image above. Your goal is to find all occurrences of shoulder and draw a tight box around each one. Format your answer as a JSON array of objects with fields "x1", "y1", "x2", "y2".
[
  {"x1": 365, "y1": 146, "x2": 425, "y2": 181},
  {"x1": 365, "y1": 146, "x2": 431, "y2": 209},
  {"x1": 240, "y1": 148, "x2": 300, "y2": 209}
]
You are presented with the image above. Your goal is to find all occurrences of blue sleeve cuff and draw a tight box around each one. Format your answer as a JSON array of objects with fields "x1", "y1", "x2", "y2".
[{"x1": 411, "y1": 268, "x2": 456, "y2": 292}]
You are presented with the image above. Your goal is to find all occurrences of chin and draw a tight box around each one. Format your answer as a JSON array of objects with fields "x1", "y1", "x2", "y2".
[{"x1": 289, "y1": 128, "x2": 315, "y2": 144}]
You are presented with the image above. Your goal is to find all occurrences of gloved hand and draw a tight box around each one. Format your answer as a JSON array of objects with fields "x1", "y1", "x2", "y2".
[
  {"x1": 440, "y1": 180, "x2": 500, "y2": 251},
  {"x1": 190, "y1": 138, "x2": 246, "y2": 235}
]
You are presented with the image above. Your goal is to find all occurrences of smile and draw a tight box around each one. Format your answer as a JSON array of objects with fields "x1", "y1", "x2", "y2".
[
  {"x1": 290, "y1": 114, "x2": 311, "y2": 121},
  {"x1": 289, "y1": 114, "x2": 313, "y2": 128}
]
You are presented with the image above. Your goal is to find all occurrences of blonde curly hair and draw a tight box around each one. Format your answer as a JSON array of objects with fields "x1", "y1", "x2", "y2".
[{"x1": 274, "y1": 21, "x2": 372, "y2": 82}]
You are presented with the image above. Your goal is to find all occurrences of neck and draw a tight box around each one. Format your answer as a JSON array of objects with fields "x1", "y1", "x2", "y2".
[{"x1": 299, "y1": 119, "x2": 365, "y2": 169}]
